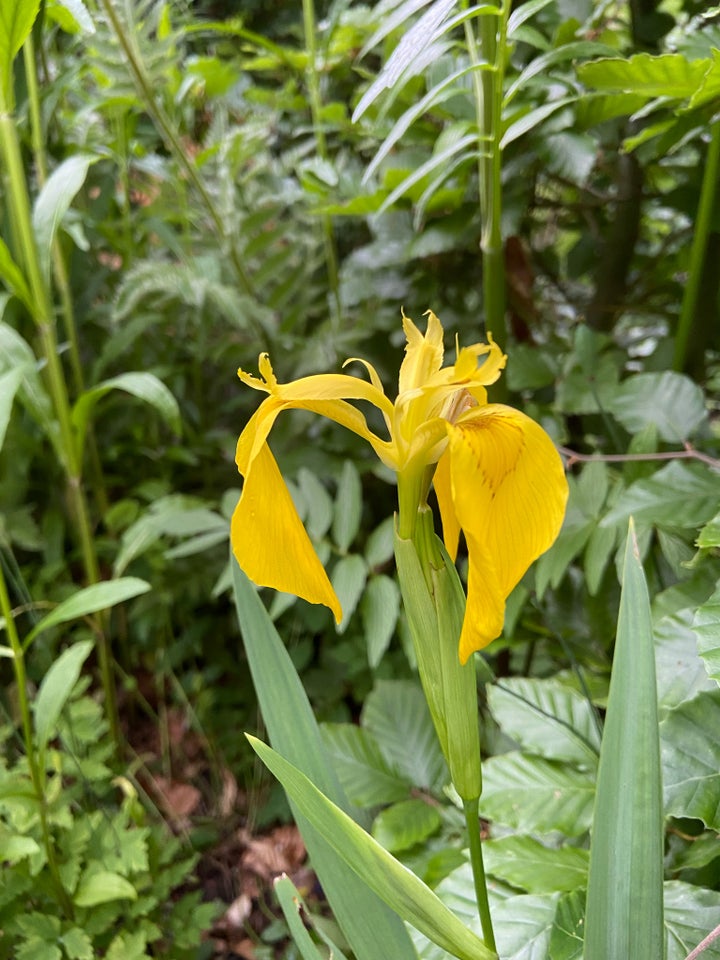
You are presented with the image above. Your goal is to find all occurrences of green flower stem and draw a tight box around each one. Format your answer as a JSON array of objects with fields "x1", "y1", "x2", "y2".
[
  {"x1": 301, "y1": 0, "x2": 342, "y2": 334},
  {"x1": 464, "y1": 797, "x2": 497, "y2": 953},
  {"x1": 0, "y1": 85, "x2": 120, "y2": 751},
  {"x1": 674, "y1": 119, "x2": 720, "y2": 372},
  {"x1": 0, "y1": 559, "x2": 75, "y2": 919},
  {"x1": 96, "y1": 0, "x2": 266, "y2": 343}
]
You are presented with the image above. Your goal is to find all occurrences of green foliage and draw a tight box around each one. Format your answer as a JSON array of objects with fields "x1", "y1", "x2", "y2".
[{"x1": 2, "y1": 0, "x2": 720, "y2": 956}]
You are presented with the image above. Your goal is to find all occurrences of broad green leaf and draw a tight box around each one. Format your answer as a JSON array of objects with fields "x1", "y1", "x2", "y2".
[
  {"x1": 331, "y1": 554, "x2": 367, "y2": 633},
  {"x1": 74, "y1": 870, "x2": 137, "y2": 907},
  {"x1": 484, "y1": 836, "x2": 589, "y2": 894},
  {"x1": 0, "y1": 831, "x2": 40, "y2": 862},
  {"x1": 479, "y1": 753, "x2": 595, "y2": 836},
  {"x1": 577, "y1": 52, "x2": 709, "y2": 99},
  {"x1": 0, "y1": 365, "x2": 25, "y2": 452},
  {"x1": 332, "y1": 460, "x2": 362, "y2": 551},
  {"x1": 378, "y1": 132, "x2": 477, "y2": 213},
  {"x1": 0, "y1": 0, "x2": 42, "y2": 100},
  {"x1": 321, "y1": 723, "x2": 409, "y2": 807},
  {"x1": 371, "y1": 798, "x2": 441, "y2": 853},
  {"x1": 694, "y1": 583, "x2": 720, "y2": 685},
  {"x1": 501, "y1": 97, "x2": 576, "y2": 149},
  {"x1": 412, "y1": 864, "x2": 584, "y2": 960},
  {"x1": 606, "y1": 371, "x2": 707, "y2": 442},
  {"x1": 362, "y1": 574, "x2": 400, "y2": 667},
  {"x1": 601, "y1": 461, "x2": 720, "y2": 530},
  {"x1": 688, "y1": 49, "x2": 720, "y2": 110},
  {"x1": 34, "y1": 640, "x2": 93, "y2": 757},
  {"x1": 46, "y1": 0, "x2": 95, "y2": 34},
  {"x1": 232, "y1": 560, "x2": 418, "y2": 960},
  {"x1": 0, "y1": 235, "x2": 34, "y2": 314},
  {"x1": 71, "y1": 372, "x2": 181, "y2": 457},
  {"x1": 661, "y1": 688, "x2": 720, "y2": 830},
  {"x1": 488, "y1": 678, "x2": 600, "y2": 769},
  {"x1": 113, "y1": 497, "x2": 225, "y2": 575},
  {"x1": 362, "y1": 680, "x2": 447, "y2": 792},
  {"x1": 274, "y1": 875, "x2": 331, "y2": 960},
  {"x1": 297, "y1": 467, "x2": 333, "y2": 540},
  {"x1": 655, "y1": 607, "x2": 716, "y2": 712},
  {"x1": 584, "y1": 521, "x2": 664, "y2": 959},
  {"x1": 365, "y1": 516, "x2": 395, "y2": 568},
  {"x1": 0, "y1": 323, "x2": 54, "y2": 436},
  {"x1": 248, "y1": 736, "x2": 495, "y2": 960},
  {"x1": 697, "y1": 511, "x2": 720, "y2": 550},
  {"x1": 32, "y1": 155, "x2": 97, "y2": 286},
  {"x1": 575, "y1": 91, "x2": 649, "y2": 128},
  {"x1": 58, "y1": 927, "x2": 93, "y2": 960},
  {"x1": 664, "y1": 881, "x2": 720, "y2": 959},
  {"x1": 505, "y1": 42, "x2": 615, "y2": 103},
  {"x1": 24, "y1": 578, "x2": 151, "y2": 647}
]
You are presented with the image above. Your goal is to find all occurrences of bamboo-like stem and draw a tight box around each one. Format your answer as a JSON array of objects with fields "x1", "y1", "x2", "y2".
[
  {"x1": 674, "y1": 120, "x2": 720, "y2": 372},
  {"x1": 0, "y1": 558, "x2": 75, "y2": 919},
  {"x1": 465, "y1": 1, "x2": 510, "y2": 352},
  {"x1": 301, "y1": 0, "x2": 342, "y2": 335},
  {"x1": 463, "y1": 798, "x2": 497, "y2": 953},
  {"x1": 0, "y1": 85, "x2": 120, "y2": 750}
]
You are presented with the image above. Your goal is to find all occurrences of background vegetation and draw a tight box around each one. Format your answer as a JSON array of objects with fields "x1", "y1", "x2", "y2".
[{"x1": 1, "y1": 0, "x2": 720, "y2": 957}]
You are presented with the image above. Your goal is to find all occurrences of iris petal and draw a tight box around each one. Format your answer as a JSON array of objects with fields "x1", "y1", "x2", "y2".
[
  {"x1": 446, "y1": 404, "x2": 568, "y2": 661},
  {"x1": 231, "y1": 443, "x2": 342, "y2": 622}
]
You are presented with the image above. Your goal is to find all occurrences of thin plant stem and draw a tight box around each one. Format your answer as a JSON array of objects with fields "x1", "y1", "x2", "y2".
[
  {"x1": 301, "y1": 0, "x2": 342, "y2": 335},
  {"x1": 0, "y1": 557, "x2": 75, "y2": 919},
  {"x1": 559, "y1": 444, "x2": 720, "y2": 472},
  {"x1": 463, "y1": 797, "x2": 497, "y2": 953},
  {"x1": 0, "y1": 83, "x2": 120, "y2": 751},
  {"x1": 23, "y1": 35, "x2": 110, "y2": 516},
  {"x1": 674, "y1": 119, "x2": 720, "y2": 372}
]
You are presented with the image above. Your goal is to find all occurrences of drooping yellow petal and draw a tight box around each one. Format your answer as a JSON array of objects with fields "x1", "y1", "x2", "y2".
[
  {"x1": 446, "y1": 405, "x2": 568, "y2": 662},
  {"x1": 231, "y1": 442, "x2": 342, "y2": 622},
  {"x1": 433, "y1": 449, "x2": 461, "y2": 561},
  {"x1": 236, "y1": 389, "x2": 395, "y2": 478}
]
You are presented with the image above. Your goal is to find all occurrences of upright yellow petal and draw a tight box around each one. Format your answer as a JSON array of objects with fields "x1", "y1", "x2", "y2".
[
  {"x1": 399, "y1": 309, "x2": 444, "y2": 395},
  {"x1": 231, "y1": 443, "x2": 342, "y2": 622},
  {"x1": 446, "y1": 405, "x2": 568, "y2": 661}
]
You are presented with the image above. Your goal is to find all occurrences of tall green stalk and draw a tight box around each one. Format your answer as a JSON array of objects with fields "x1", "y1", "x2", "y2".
[
  {"x1": 0, "y1": 558, "x2": 75, "y2": 919},
  {"x1": 673, "y1": 119, "x2": 720, "y2": 372},
  {"x1": 301, "y1": 0, "x2": 342, "y2": 334},
  {"x1": 0, "y1": 79, "x2": 120, "y2": 750},
  {"x1": 465, "y1": 1, "x2": 511, "y2": 353}
]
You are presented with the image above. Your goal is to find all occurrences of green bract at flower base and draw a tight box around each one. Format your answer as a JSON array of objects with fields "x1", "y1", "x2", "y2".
[{"x1": 231, "y1": 308, "x2": 568, "y2": 663}]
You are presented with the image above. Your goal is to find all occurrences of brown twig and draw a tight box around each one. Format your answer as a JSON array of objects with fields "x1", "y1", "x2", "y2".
[
  {"x1": 559, "y1": 445, "x2": 720, "y2": 472},
  {"x1": 683, "y1": 923, "x2": 720, "y2": 960}
]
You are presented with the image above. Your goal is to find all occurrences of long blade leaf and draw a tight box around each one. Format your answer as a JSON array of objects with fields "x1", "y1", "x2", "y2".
[
  {"x1": 249, "y1": 735, "x2": 496, "y2": 960},
  {"x1": 231, "y1": 559, "x2": 419, "y2": 960},
  {"x1": 584, "y1": 519, "x2": 664, "y2": 958}
]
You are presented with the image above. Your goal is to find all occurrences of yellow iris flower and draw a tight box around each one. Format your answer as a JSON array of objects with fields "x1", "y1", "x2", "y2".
[{"x1": 232, "y1": 310, "x2": 568, "y2": 663}]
